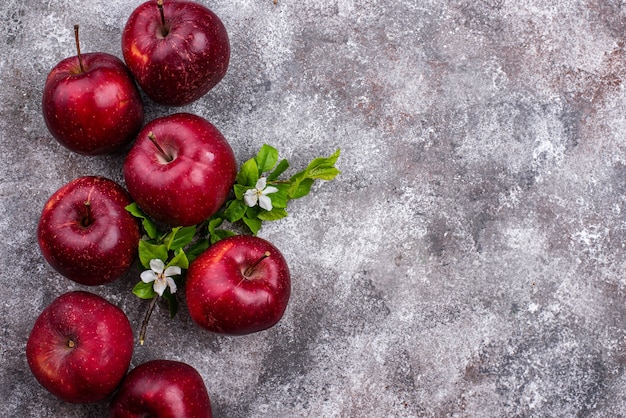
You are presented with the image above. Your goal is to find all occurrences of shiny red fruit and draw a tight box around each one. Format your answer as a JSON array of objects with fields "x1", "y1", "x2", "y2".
[
  {"x1": 42, "y1": 52, "x2": 144, "y2": 155},
  {"x1": 123, "y1": 113, "x2": 237, "y2": 227},
  {"x1": 110, "y1": 360, "x2": 212, "y2": 417},
  {"x1": 37, "y1": 176, "x2": 141, "y2": 286},
  {"x1": 26, "y1": 291, "x2": 134, "y2": 404},
  {"x1": 122, "y1": 0, "x2": 230, "y2": 106},
  {"x1": 186, "y1": 235, "x2": 291, "y2": 335}
]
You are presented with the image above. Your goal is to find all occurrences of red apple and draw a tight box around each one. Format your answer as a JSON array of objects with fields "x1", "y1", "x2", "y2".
[
  {"x1": 43, "y1": 25, "x2": 144, "y2": 155},
  {"x1": 123, "y1": 112, "x2": 237, "y2": 227},
  {"x1": 37, "y1": 176, "x2": 141, "y2": 286},
  {"x1": 26, "y1": 291, "x2": 134, "y2": 403},
  {"x1": 109, "y1": 359, "x2": 212, "y2": 417},
  {"x1": 122, "y1": 0, "x2": 230, "y2": 106},
  {"x1": 185, "y1": 235, "x2": 291, "y2": 335}
]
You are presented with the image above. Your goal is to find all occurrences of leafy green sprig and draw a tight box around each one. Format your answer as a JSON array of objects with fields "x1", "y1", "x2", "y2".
[
  {"x1": 218, "y1": 144, "x2": 341, "y2": 235},
  {"x1": 124, "y1": 205, "x2": 205, "y2": 344},
  {"x1": 125, "y1": 144, "x2": 340, "y2": 344}
]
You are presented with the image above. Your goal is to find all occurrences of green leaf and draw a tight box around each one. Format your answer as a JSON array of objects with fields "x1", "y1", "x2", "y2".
[
  {"x1": 186, "y1": 239, "x2": 209, "y2": 263},
  {"x1": 223, "y1": 199, "x2": 247, "y2": 223},
  {"x1": 289, "y1": 177, "x2": 314, "y2": 199},
  {"x1": 233, "y1": 184, "x2": 249, "y2": 200},
  {"x1": 246, "y1": 205, "x2": 261, "y2": 219},
  {"x1": 267, "y1": 159, "x2": 289, "y2": 181},
  {"x1": 164, "y1": 226, "x2": 196, "y2": 251},
  {"x1": 257, "y1": 208, "x2": 288, "y2": 221},
  {"x1": 207, "y1": 217, "x2": 236, "y2": 244},
  {"x1": 162, "y1": 290, "x2": 179, "y2": 318},
  {"x1": 138, "y1": 240, "x2": 168, "y2": 269},
  {"x1": 236, "y1": 158, "x2": 259, "y2": 187},
  {"x1": 268, "y1": 185, "x2": 288, "y2": 208},
  {"x1": 243, "y1": 216, "x2": 262, "y2": 235},
  {"x1": 125, "y1": 202, "x2": 145, "y2": 219},
  {"x1": 255, "y1": 144, "x2": 279, "y2": 174},
  {"x1": 285, "y1": 149, "x2": 341, "y2": 198},
  {"x1": 300, "y1": 150, "x2": 341, "y2": 181},
  {"x1": 133, "y1": 281, "x2": 156, "y2": 299},
  {"x1": 208, "y1": 216, "x2": 224, "y2": 231},
  {"x1": 305, "y1": 149, "x2": 341, "y2": 172},
  {"x1": 211, "y1": 229, "x2": 236, "y2": 244},
  {"x1": 125, "y1": 202, "x2": 142, "y2": 217},
  {"x1": 125, "y1": 202, "x2": 158, "y2": 239},
  {"x1": 145, "y1": 219, "x2": 158, "y2": 239},
  {"x1": 167, "y1": 247, "x2": 189, "y2": 270},
  {"x1": 307, "y1": 166, "x2": 341, "y2": 180}
]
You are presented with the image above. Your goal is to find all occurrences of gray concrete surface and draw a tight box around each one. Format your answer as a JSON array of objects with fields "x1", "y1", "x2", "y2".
[{"x1": 2, "y1": 0, "x2": 626, "y2": 416}]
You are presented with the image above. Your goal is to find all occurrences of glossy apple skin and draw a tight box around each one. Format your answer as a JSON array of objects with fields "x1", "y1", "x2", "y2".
[
  {"x1": 186, "y1": 235, "x2": 291, "y2": 335},
  {"x1": 123, "y1": 113, "x2": 237, "y2": 227},
  {"x1": 42, "y1": 52, "x2": 144, "y2": 155},
  {"x1": 110, "y1": 360, "x2": 212, "y2": 418},
  {"x1": 37, "y1": 176, "x2": 141, "y2": 286},
  {"x1": 26, "y1": 291, "x2": 134, "y2": 404},
  {"x1": 122, "y1": 0, "x2": 230, "y2": 106}
]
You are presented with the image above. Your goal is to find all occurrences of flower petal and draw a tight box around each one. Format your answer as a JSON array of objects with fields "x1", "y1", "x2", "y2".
[
  {"x1": 243, "y1": 191, "x2": 258, "y2": 207},
  {"x1": 255, "y1": 177, "x2": 267, "y2": 190},
  {"x1": 149, "y1": 258, "x2": 165, "y2": 274},
  {"x1": 140, "y1": 270, "x2": 157, "y2": 283},
  {"x1": 164, "y1": 265, "x2": 181, "y2": 277},
  {"x1": 166, "y1": 277, "x2": 178, "y2": 294},
  {"x1": 259, "y1": 194, "x2": 273, "y2": 211},
  {"x1": 153, "y1": 279, "x2": 167, "y2": 297},
  {"x1": 262, "y1": 186, "x2": 278, "y2": 195}
]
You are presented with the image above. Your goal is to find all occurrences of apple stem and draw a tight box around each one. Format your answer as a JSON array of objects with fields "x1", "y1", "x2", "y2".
[
  {"x1": 73, "y1": 24, "x2": 85, "y2": 73},
  {"x1": 147, "y1": 132, "x2": 173, "y2": 162},
  {"x1": 157, "y1": 0, "x2": 169, "y2": 36},
  {"x1": 139, "y1": 296, "x2": 159, "y2": 346},
  {"x1": 67, "y1": 339, "x2": 75, "y2": 349},
  {"x1": 244, "y1": 251, "x2": 271, "y2": 277},
  {"x1": 81, "y1": 201, "x2": 93, "y2": 227}
]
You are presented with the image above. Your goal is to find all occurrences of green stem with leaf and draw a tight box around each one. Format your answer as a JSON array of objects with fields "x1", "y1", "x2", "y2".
[{"x1": 125, "y1": 145, "x2": 340, "y2": 344}]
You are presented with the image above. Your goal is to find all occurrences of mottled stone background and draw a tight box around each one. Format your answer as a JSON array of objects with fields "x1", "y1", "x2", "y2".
[{"x1": 2, "y1": 0, "x2": 626, "y2": 416}]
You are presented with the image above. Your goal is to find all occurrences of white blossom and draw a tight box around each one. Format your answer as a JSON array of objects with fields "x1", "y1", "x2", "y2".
[
  {"x1": 243, "y1": 177, "x2": 279, "y2": 211},
  {"x1": 141, "y1": 259, "x2": 180, "y2": 296}
]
